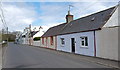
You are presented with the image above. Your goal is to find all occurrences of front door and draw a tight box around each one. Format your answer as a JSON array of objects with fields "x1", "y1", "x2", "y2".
[{"x1": 71, "y1": 38, "x2": 75, "y2": 53}]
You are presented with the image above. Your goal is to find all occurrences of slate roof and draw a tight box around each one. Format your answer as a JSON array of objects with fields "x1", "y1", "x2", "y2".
[
  {"x1": 41, "y1": 23, "x2": 66, "y2": 37},
  {"x1": 31, "y1": 31, "x2": 39, "y2": 37},
  {"x1": 59, "y1": 6, "x2": 116, "y2": 35},
  {"x1": 41, "y1": 6, "x2": 116, "y2": 37},
  {"x1": 21, "y1": 31, "x2": 39, "y2": 38}
]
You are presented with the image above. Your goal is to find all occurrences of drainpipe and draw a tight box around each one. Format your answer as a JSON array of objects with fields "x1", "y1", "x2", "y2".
[
  {"x1": 94, "y1": 31, "x2": 96, "y2": 57},
  {"x1": 55, "y1": 36, "x2": 57, "y2": 50}
]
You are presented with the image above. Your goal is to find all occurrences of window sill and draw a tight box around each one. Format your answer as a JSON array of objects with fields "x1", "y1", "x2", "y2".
[
  {"x1": 61, "y1": 45, "x2": 65, "y2": 47},
  {"x1": 51, "y1": 44, "x2": 54, "y2": 46},
  {"x1": 80, "y1": 46, "x2": 88, "y2": 49}
]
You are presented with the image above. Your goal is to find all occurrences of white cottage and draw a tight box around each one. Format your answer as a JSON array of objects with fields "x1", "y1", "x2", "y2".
[
  {"x1": 40, "y1": 23, "x2": 66, "y2": 50},
  {"x1": 40, "y1": 10, "x2": 73, "y2": 50},
  {"x1": 57, "y1": 5, "x2": 119, "y2": 61},
  {"x1": 18, "y1": 26, "x2": 39, "y2": 45}
]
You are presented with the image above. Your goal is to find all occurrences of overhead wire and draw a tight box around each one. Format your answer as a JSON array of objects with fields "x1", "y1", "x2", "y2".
[
  {"x1": 73, "y1": 1, "x2": 98, "y2": 16},
  {"x1": 0, "y1": 0, "x2": 8, "y2": 34},
  {"x1": 0, "y1": 1, "x2": 7, "y2": 28}
]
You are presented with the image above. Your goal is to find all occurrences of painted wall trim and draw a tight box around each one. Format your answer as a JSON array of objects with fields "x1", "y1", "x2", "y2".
[
  {"x1": 55, "y1": 36, "x2": 57, "y2": 50},
  {"x1": 94, "y1": 30, "x2": 96, "y2": 57},
  {"x1": 58, "y1": 28, "x2": 101, "y2": 36}
]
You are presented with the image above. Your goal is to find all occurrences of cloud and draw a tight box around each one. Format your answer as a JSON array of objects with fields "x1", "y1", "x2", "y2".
[
  {"x1": 1, "y1": 1, "x2": 118, "y2": 37},
  {"x1": 2, "y1": 0, "x2": 120, "y2": 2},
  {"x1": 0, "y1": 21, "x2": 3, "y2": 30},
  {"x1": 71, "y1": 1, "x2": 118, "y2": 18},
  {"x1": 37, "y1": 2, "x2": 117, "y2": 32},
  {"x1": 39, "y1": 3, "x2": 67, "y2": 23},
  {"x1": 2, "y1": 2, "x2": 38, "y2": 32},
  {"x1": 32, "y1": 22, "x2": 62, "y2": 37},
  {"x1": 36, "y1": 2, "x2": 68, "y2": 33}
]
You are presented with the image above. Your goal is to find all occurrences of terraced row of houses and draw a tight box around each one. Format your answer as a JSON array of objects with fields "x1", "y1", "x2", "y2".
[{"x1": 18, "y1": 4, "x2": 120, "y2": 61}]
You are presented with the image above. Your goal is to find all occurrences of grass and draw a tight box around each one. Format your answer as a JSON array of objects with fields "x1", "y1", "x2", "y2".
[
  {"x1": 0, "y1": 34, "x2": 2, "y2": 42},
  {"x1": 2, "y1": 43, "x2": 7, "y2": 47}
]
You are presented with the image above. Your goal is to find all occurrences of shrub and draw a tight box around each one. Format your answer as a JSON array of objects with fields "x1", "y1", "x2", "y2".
[{"x1": 33, "y1": 37, "x2": 40, "y2": 41}]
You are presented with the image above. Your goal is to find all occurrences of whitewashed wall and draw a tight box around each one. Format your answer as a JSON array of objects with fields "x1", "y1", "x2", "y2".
[
  {"x1": 57, "y1": 31, "x2": 95, "y2": 56},
  {"x1": 40, "y1": 38, "x2": 44, "y2": 48},
  {"x1": 104, "y1": 5, "x2": 120, "y2": 27},
  {"x1": 22, "y1": 38, "x2": 26, "y2": 44},
  {"x1": 40, "y1": 36, "x2": 56, "y2": 49},
  {"x1": 22, "y1": 38, "x2": 29, "y2": 45},
  {"x1": 33, "y1": 41, "x2": 40, "y2": 46},
  {"x1": 96, "y1": 27, "x2": 119, "y2": 61},
  {"x1": 96, "y1": 6, "x2": 119, "y2": 61}
]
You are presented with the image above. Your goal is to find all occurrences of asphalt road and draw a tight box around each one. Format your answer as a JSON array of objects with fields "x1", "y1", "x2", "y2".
[{"x1": 2, "y1": 42, "x2": 111, "y2": 68}]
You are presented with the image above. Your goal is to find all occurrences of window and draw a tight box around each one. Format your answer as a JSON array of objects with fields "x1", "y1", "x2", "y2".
[
  {"x1": 46, "y1": 37, "x2": 47, "y2": 46},
  {"x1": 91, "y1": 17, "x2": 95, "y2": 21},
  {"x1": 61, "y1": 38, "x2": 65, "y2": 45},
  {"x1": 80, "y1": 37, "x2": 88, "y2": 47},
  {"x1": 50, "y1": 36, "x2": 54, "y2": 45},
  {"x1": 42, "y1": 37, "x2": 44, "y2": 45}
]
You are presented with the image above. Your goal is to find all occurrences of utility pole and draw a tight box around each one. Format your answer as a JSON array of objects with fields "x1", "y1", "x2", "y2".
[
  {"x1": 0, "y1": 0, "x2": 8, "y2": 43},
  {"x1": 29, "y1": 24, "x2": 32, "y2": 45},
  {"x1": 39, "y1": 26, "x2": 43, "y2": 31},
  {"x1": 6, "y1": 27, "x2": 8, "y2": 45}
]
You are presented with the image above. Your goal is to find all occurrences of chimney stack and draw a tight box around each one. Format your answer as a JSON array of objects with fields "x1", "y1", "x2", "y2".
[{"x1": 66, "y1": 11, "x2": 73, "y2": 23}]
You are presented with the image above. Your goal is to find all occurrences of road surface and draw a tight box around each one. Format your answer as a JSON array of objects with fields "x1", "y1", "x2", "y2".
[{"x1": 3, "y1": 42, "x2": 111, "y2": 68}]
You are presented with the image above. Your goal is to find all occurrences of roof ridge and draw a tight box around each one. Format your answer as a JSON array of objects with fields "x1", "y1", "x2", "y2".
[
  {"x1": 71, "y1": 6, "x2": 116, "y2": 23},
  {"x1": 50, "y1": 23, "x2": 66, "y2": 29},
  {"x1": 58, "y1": 5, "x2": 116, "y2": 35}
]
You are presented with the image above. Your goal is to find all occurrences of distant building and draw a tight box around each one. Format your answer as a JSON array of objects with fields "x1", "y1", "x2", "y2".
[{"x1": 17, "y1": 26, "x2": 39, "y2": 45}]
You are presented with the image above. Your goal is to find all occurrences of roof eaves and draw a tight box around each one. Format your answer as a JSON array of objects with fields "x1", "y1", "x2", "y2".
[{"x1": 58, "y1": 28, "x2": 101, "y2": 36}]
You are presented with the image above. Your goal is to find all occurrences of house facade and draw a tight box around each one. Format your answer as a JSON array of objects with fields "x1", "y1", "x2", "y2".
[
  {"x1": 95, "y1": 4, "x2": 120, "y2": 60},
  {"x1": 57, "y1": 31, "x2": 95, "y2": 56},
  {"x1": 17, "y1": 25, "x2": 39, "y2": 45},
  {"x1": 40, "y1": 23, "x2": 66, "y2": 50},
  {"x1": 56, "y1": 5, "x2": 119, "y2": 61},
  {"x1": 40, "y1": 36, "x2": 56, "y2": 49},
  {"x1": 40, "y1": 11, "x2": 73, "y2": 50},
  {"x1": 40, "y1": 4, "x2": 119, "y2": 61}
]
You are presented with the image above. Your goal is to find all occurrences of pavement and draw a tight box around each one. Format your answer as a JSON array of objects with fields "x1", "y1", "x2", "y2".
[
  {"x1": 57, "y1": 49, "x2": 119, "y2": 68},
  {"x1": 2, "y1": 42, "x2": 119, "y2": 68},
  {"x1": 35, "y1": 46, "x2": 120, "y2": 69},
  {"x1": 0, "y1": 44, "x2": 8, "y2": 70},
  {"x1": 0, "y1": 45, "x2": 2, "y2": 69}
]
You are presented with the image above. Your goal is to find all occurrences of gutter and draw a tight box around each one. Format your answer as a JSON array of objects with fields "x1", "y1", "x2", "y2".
[
  {"x1": 58, "y1": 28, "x2": 101, "y2": 36},
  {"x1": 93, "y1": 30, "x2": 96, "y2": 57},
  {"x1": 55, "y1": 36, "x2": 57, "y2": 50}
]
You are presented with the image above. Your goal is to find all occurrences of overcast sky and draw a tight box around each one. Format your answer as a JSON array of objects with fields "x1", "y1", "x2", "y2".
[{"x1": 1, "y1": 0, "x2": 119, "y2": 36}]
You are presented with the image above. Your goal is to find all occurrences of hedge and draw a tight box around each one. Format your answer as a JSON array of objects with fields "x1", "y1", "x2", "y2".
[{"x1": 33, "y1": 37, "x2": 40, "y2": 41}]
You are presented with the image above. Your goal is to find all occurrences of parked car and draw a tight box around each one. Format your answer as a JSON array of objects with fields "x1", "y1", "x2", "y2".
[
  {"x1": 14, "y1": 41, "x2": 17, "y2": 44},
  {"x1": 2, "y1": 40, "x2": 7, "y2": 44}
]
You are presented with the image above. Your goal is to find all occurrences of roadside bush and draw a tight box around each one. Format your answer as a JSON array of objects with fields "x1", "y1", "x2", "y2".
[{"x1": 33, "y1": 37, "x2": 40, "y2": 41}]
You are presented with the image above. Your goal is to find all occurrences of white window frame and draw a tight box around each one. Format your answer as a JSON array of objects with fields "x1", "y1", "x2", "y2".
[
  {"x1": 60, "y1": 38, "x2": 65, "y2": 46},
  {"x1": 80, "y1": 36, "x2": 88, "y2": 48}
]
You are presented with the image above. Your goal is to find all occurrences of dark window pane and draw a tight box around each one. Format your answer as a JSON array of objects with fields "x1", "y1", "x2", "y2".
[
  {"x1": 50, "y1": 36, "x2": 54, "y2": 45},
  {"x1": 82, "y1": 41, "x2": 84, "y2": 46},
  {"x1": 85, "y1": 37, "x2": 88, "y2": 46},
  {"x1": 81, "y1": 37, "x2": 84, "y2": 39},
  {"x1": 61, "y1": 38, "x2": 65, "y2": 45}
]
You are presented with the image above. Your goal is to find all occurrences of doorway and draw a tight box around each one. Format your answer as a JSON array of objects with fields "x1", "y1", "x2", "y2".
[{"x1": 71, "y1": 38, "x2": 75, "y2": 53}]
